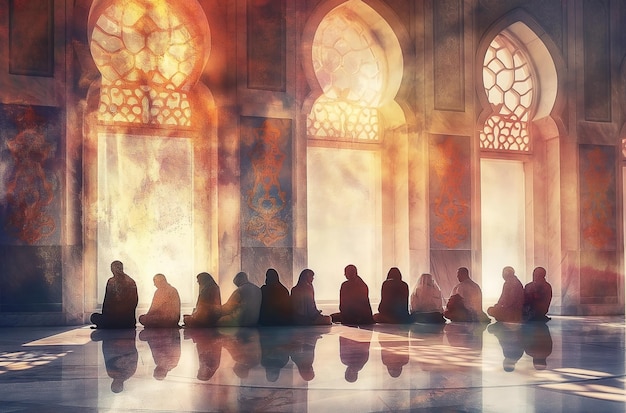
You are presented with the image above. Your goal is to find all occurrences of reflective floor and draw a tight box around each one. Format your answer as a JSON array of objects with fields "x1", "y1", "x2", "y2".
[{"x1": 0, "y1": 316, "x2": 625, "y2": 412}]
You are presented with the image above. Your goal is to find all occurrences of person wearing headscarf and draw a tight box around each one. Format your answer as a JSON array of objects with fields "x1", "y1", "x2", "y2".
[
  {"x1": 374, "y1": 267, "x2": 410, "y2": 324},
  {"x1": 259, "y1": 268, "x2": 292, "y2": 326},
  {"x1": 139, "y1": 273, "x2": 181, "y2": 328},
  {"x1": 331, "y1": 264, "x2": 374, "y2": 325},
  {"x1": 183, "y1": 272, "x2": 222, "y2": 327},
  {"x1": 290, "y1": 269, "x2": 331, "y2": 325},
  {"x1": 409, "y1": 273, "x2": 446, "y2": 324},
  {"x1": 217, "y1": 272, "x2": 262, "y2": 327}
]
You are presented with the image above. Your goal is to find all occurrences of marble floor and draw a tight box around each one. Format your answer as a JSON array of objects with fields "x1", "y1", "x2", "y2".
[{"x1": 0, "y1": 316, "x2": 625, "y2": 412}]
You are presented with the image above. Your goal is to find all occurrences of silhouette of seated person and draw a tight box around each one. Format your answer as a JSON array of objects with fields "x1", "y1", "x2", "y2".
[
  {"x1": 522, "y1": 322, "x2": 553, "y2": 370},
  {"x1": 217, "y1": 272, "x2": 262, "y2": 327},
  {"x1": 139, "y1": 273, "x2": 181, "y2": 328},
  {"x1": 259, "y1": 268, "x2": 292, "y2": 326},
  {"x1": 221, "y1": 327, "x2": 261, "y2": 379},
  {"x1": 91, "y1": 329, "x2": 138, "y2": 393},
  {"x1": 487, "y1": 266, "x2": 524, "y2": 323},
  {"x1": 184, "y1": 328, "x2": 224, "y2": 381},
  {"x1": 331, "y1": 264, "x2": 374, "y2": 325},
  {"x1": 291, "y1": 269, "x2": 332, "y2": 325},
  {"x1": 183, "y1": 272, "x2": 222, "y2": 327},
  {"x1": 379, "y1": 332, "x2": 409, "y2": 378},
  {"x1": 409, "y1": 273, "x2": 446, "y2": 324},
  {"x1": 488, "y1": 321, "x2": 524, "y2": 372},
  {"x1": 444, "y1": 267, "x2": 490, "y2": 323},
  {"x1": 290, "y1": 327, "x2": 326, "y2": 381},
  {"x1": 259, "y1": 328, "x2": 292, "y2": 382},
  {"x1": 91, "y1": 260, "x2": 138, "y2": 329},
  {"x1": 374, "y1": 267, "x2": 410, "y2": 324},
  {"x1": 138, "y1": 328, "x2": 181, "y2": 380},
  {"x1": 340, "y1": 333, "x2": 371, "y2": 383},
  {"x1": 523, "y1": 266, "x2": 552, "y2": 322}
]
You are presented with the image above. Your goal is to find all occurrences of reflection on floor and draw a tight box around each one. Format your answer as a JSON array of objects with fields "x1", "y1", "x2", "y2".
[{"x1": 0, "y1": 316, "x2": 625, "y2": 412}]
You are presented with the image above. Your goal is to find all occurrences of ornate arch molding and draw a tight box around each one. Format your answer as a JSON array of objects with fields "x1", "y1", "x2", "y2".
[
  {"x1": 476, "y1": 9, "x2": 566, "y2": 140},
  {"x1": 301, "y1": 0, "x2": 414, "y2": 129}
]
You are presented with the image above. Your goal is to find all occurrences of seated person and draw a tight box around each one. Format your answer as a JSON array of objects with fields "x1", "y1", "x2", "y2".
[
  {"x1": 139, "y1": 273, "x2": 181, "y2": 328},
  {"x1": 487, "y1": 266, "x2": 524, "y2": 323},
  {"x1": 374, "y1": 267, "x2": 410, "y2": 324},
  {"x1": 217, "y1": 272, "x2": 262, "y2": 327},
  {"x1": 259, "y1": 268, "x2": 292, "y2": 326},
  {"x1": 183, "y1": 272, "x2": 222, "y2": 327},
  {"x1": 523, "y1": 266, "x2": 552, "y2": 322},
  {"x1": 331, "y1": 264, "x2": 374, "y2": 325},
  {"x1": 91, "y1": 260, "x2": 138, "y2": 329},
  {"x1": 445, "y1": 267, "x2": 490, "y2": 323},
  {"x1": 291, "y1": 269, "x2": 331, "y2": 325},
  {"x1": 409, "y1": 273, "x2": 446, "y2": 324}
]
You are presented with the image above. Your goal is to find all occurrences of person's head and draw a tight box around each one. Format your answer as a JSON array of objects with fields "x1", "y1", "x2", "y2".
[
  {"x1": 344, "y1": 264, "x2": 357, "y2": 280},
  {"x1": 265, "y1": 268, "x2": 279, "y2": 285},
  {"x1": 153, "y1": 273, "x2": 167, "y2": 288},
  {"x1": 533, "y1": 266, "x2": 547, "y2": 283},
  {"x1": 298, "y1": 269, "x2": 314, "y2": 285},
  {"x1": 419, "y1": 273, "x2": 433, "y2": 286},
  {"x1": 110, "y1": 260, "x2": 124, "y2": 276},
  {"x1": 387, "y1": 267, "x2": 402, "y2": 281},
  {"x1": 233, "y1": 271, "x2": 249, "y2": 287},
  {"x1": 457, "y1": 267, "x2": 469, "y2": 282},
  {"x1": 502, "y1": 266, "x2": 515, "y2": 280},
  {"x1": 196, "y1": 272, "x2": 215, "y2": 287}
]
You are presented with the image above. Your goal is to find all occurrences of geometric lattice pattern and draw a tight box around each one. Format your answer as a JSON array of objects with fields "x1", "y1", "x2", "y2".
[
  {"x1": 98, "y1": 85, "x2": 190, "y2": 126},
  {"x1": 480, "y1": 34, "x2": 535, "y2": 152},
  {"x1": 307, "y1": 6, "x2": 384, "y2": 141},
  {"x1": 90, "y1": 0, "x2": 209, "y2": 127},
  {"x1": 307, "y1": 97, "x2": 379, "y2": 140}
]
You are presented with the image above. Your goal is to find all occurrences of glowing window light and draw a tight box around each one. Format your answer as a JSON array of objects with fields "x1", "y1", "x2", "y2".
[
  {"x1": 307, "y1": 7, "x2": 385, "y2": 141},
  {"x1": 90, "y1": 1, "x2": 208, "y2": 126},
  {"x1": 0, "y1": 350, "x2": 70, "y2": 374},
  {"x1": 480, "y1": 34, "x2": 535, "y2": 152}
]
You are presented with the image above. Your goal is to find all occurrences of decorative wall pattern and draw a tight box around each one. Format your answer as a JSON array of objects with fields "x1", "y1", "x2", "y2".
[
  {"x1": 0, "y1": 105, "x2": 61, "y2": 245},
  {"x1": 428, "y1": 135, "x2": 470, "y2": 249},
  {"x1": 579, "y1": 144, "x2": 616, "y2": 250},
  {"x1": 240, "y1": 117, "x2": 292, "y2": 247}
]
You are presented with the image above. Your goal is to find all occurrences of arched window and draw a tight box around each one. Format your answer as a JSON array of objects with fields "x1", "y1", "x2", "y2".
[
  {"x1": 304, "y1": 1, "x2": 404, "y2": 302},
  {"x1": 480, "y1": 33, "x2": 536, "y2": 152},
  {"x1": 86, "y1": 0, "x2": 214, "y2": 308},
  {"x1": 479, "y1": 27, "x2": 539, "y2": 302}
]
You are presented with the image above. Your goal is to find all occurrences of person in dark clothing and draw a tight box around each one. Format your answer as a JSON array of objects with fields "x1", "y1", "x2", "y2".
[
  {"x1": 91, "y1": 260, "x2": 138, "y2": 329},
  {"x1": 523, "y1": 266, "x2": 552, "y2": 322},
  {"x1": 374, "y1": 267, "x2": 410, "y2": 324},
  {"x1": 331, "y1": 264, "x2": 374, "y2": 325},
  {"x1": 183, "y1": 272, "x2": 221, "y2": 327},
  {"x1": 259, "y1": 268, "x2": 292, "y2": 326},
  {"x1": 291, "y1": 269, "x2": 331, "y2": 325}
]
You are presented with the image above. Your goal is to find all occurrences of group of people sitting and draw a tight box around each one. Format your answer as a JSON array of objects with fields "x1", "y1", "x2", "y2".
[{"x1": 90, "y1": 260, "x2": 552, "y2": 329}]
